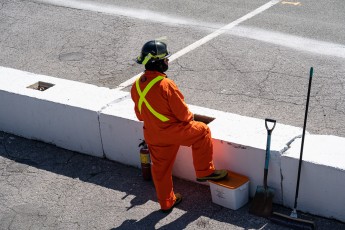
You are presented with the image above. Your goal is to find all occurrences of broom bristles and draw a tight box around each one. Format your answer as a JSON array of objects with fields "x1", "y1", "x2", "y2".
[{"x1": 270, "y1": 212, "x2": 316, "y2": 230}]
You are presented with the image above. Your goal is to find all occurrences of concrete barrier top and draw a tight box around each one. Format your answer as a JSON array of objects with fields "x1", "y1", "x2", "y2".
[
  {"x1": 188, "y1": 104, "x2": 304, "y2": 154},
  {"x1": 101, "y1": 93, "x2": 304, "y2": 155},
  {"x1": 0, "y1": 66, "x2": 124, "y2": 110},
  {"x1": 284, "y1": 134, "x2": 345, "y2": 170}
]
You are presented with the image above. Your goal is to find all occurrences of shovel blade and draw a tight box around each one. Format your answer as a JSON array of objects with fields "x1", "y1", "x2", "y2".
[{"x1": 249, "y1": 185, "x2": 275, "y2": 218}]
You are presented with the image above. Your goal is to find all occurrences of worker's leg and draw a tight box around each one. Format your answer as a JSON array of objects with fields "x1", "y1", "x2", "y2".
[
  {"x1": 162, "y1": 121, "x2": 215, "y2": 178},
  {"x1": 148, "y1": 144, "x2": 180, "y2": 210},
  {"x1": 189, "y1": 121, "x2": 215, "y2": 178}
]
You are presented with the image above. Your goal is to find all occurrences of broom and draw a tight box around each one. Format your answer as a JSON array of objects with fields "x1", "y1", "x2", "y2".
[{"x1": 270, "y1": 67, "x2": 316, "y2": 229}]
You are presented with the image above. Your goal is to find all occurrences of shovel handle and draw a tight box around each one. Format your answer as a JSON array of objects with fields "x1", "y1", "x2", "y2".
[
  {"x1": 264, "y1": 119, "x2": 276, "y2": 188},
  {"x1": 265, "y1": 119, "x2": 276, "y2": 134}
]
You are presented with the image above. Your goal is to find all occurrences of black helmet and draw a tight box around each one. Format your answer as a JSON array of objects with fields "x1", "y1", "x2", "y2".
[{"x1": 136, "y1": 40, "x2": 170, "y2": 65}]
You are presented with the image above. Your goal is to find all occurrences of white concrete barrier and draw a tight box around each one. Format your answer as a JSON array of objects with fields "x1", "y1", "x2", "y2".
[
  {"x1": 0, "y1": 67, "x2": 127, "y2": 157},
  {"x1": 173, "y1": 105, "x2": 304, "y2": 204},
  {"x1": 99, "y1": 94, "x2": 144, "y2": 167},
  {"x1": 99, "y1": 97, "x2": 303, "y2": 204},
  {"x1": 282, "y1": 135, "x2": 345, "y2": 222},
  {"x1": 1, "y1": 66, "x2": 345, "y2": 222}
]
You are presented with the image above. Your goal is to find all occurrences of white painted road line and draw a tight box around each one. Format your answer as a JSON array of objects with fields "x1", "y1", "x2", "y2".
[
  {"x1": 34, "y1": 0, "x2": 345, "y2": 89},
  {"x1": 34, "y1": 0, "x2": 220, "y2": 30},
  {"x1": 228, "y1": 26, "x2": 345, "y2": 59},
  {"x1": 36, "y1": 0, "x2": 345, "y2": 61},
  {"x1": 118, "y1": 0, "x2": 281, "y2": 89},
  {"x1": 168, "y1": 0, "x2": 281, "y2": 62},
  {"x1": 35, "y1": 0, "x2": 280, "y2": 89}
]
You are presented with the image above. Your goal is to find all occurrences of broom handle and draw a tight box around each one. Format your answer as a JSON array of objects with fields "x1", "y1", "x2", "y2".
[
  {"x1": 264, "y1": 133, "x2": 271, "y2": 188},
  {"x1": 294, "y1": 67, "x2": 313, "y2": 209}
]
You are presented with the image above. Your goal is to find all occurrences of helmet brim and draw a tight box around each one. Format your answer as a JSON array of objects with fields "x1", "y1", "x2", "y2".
[{"x1": 136, "y1": 52, "x2": 170, "y2": 65}]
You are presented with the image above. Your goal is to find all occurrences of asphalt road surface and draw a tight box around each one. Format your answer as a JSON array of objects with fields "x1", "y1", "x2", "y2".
[
  {"x1": 1, "y1": 0, "x2": 345, "y2": 137},
  {"x1": 1, "y1": 131, "x2": 345, "y2": 229}
]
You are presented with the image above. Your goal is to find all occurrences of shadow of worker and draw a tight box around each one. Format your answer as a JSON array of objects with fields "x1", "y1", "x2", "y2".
[{"x1": 112, "y1": 210, "x2": 167, "y2": 230}]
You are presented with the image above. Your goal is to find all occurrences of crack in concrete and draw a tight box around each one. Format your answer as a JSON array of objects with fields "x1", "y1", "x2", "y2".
[
  {"x1": 280, "y1": 134, "x2": 302, "y2": 155},
  {"x1": 277, "y1": 134, "x2": 303, "y2": 204},
  {"x1": 96, "y1": 113, "x2": 107, "y2": 159},
  {"x1": 96, "y1": 94, "x2": 131, "y2": 159}
]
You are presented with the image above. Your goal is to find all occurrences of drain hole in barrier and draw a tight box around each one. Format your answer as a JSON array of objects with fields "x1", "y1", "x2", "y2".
[
  {"x1": 194, "y1": 114, "x2": 215, "y2": 124},
  {"x1": 27, "y1": 81, "x2": 55, "y2": 91}
]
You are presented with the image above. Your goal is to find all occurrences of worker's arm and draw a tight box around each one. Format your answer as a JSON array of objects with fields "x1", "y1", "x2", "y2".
[
  {"x1": 131, "y1": 84, "x2": 144, "y2": 121},
  {"x1": 133, "y1": 104, "x2": 143, "y2": 121},
  {"x1": 166, "y1": 80, "x2": 193, "y2": 122}
]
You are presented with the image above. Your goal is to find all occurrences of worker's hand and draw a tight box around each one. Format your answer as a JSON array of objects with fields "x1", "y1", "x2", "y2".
[{"x1": 193, "y1": 114, "x2": 214, "y2": 124}]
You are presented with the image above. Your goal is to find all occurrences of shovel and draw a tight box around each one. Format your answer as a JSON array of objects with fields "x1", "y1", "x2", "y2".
[{"x1": 249, "y1": 118, "x2": 276, "y2": 218}]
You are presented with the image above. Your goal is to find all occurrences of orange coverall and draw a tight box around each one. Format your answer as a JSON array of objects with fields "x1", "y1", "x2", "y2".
[{"x1": 131, "y1": 70, "x2": 216, "y2": 210}]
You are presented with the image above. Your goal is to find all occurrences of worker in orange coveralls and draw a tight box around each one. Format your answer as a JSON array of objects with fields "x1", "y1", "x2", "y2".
[{"x1": 131, "y1": 39, "x2": 228, "y2": 213}]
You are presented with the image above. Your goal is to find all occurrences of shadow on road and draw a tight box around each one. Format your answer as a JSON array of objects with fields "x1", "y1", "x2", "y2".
[{"x1": 1, "y1": 131, "x2": 343, "y2": 229}]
